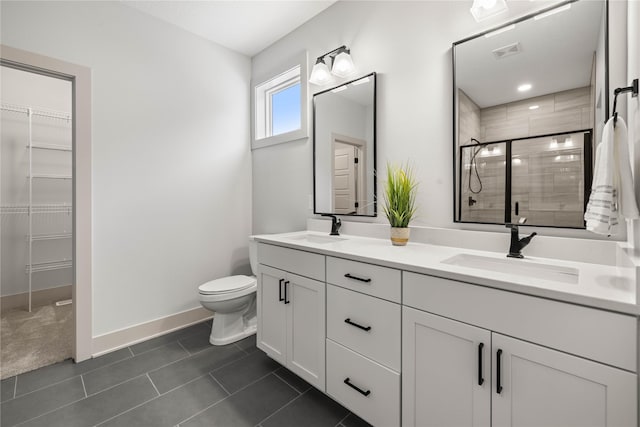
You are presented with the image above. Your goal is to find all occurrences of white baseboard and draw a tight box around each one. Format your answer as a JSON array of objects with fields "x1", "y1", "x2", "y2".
[{"x1": 92, "y1": 307, "x2": 212, "y2": 357}]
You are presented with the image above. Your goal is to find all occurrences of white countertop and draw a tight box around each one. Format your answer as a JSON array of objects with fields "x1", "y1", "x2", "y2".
[{"x1": 254, "y1": 230, "x2": 639, "y2": 316}]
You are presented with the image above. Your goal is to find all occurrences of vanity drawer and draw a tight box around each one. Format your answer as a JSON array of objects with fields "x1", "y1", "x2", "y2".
[
  {"x1": 327, "y1": 256, "x2": 401, "y2": 303},
  {"x1": 403, "y1": 271, "x2": 637, "y2": 372},
  {"x1": 257, "y1": 243, "x2": 325, "y2": 281},
  {"x1": 327, "y1": 284, "x2": 400, "y2": 371},
  {"x1": 326, "y1": 339, "x2": 400, "y2": 427}
]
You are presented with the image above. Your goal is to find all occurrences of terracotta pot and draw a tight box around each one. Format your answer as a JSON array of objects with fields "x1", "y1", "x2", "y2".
[{"x1": 390, "y1": 227, "x2": 410, "y2": 246}]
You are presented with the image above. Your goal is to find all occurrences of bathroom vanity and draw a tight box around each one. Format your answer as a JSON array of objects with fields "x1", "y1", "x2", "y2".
[{"x1": 254, "y1": 226, "x2": 639, "y2": 427}]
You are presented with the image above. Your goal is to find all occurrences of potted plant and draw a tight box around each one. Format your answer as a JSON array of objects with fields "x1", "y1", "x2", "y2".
[{"x1": 382, "y1": 162, "x2": 418, "y2": 246}]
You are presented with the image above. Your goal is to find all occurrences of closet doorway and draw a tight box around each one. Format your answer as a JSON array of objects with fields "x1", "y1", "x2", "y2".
[{"x1": 0, "y1": 46, "x2": 92, "y2": 376}]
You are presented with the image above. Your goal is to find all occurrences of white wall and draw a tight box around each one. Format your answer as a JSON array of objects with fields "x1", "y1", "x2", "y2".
[
  {"x1": 1, "y1": 1, "x2": 252, "y2": 336},
  {"x1": 252, "y1": 0, "x2": 625, "y2": 239}
]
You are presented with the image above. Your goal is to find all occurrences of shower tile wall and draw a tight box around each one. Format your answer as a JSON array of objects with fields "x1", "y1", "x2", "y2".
[{"x1": 459, "y1": 86, "x2": 593, "y2": 226}]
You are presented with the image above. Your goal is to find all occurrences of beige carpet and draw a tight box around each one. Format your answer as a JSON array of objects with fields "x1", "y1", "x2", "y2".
[{"x1": 1, "y1": 303, "x2": 73, "y2": 379}]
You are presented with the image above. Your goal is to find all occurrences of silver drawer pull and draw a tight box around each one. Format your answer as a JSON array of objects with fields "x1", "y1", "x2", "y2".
[
  {"x1": 344, "y1": 377, "x2": 371, "y2": 397},
  {"x1": 344, "y1": 273, "x2": 372, "y2": 283}
]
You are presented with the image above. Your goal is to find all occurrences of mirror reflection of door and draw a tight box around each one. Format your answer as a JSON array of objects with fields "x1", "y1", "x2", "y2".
[{"x1": 332, "y1": 134, "x2": 366, "y2": 215}]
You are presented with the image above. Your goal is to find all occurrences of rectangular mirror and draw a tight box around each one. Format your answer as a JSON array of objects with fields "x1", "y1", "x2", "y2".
[
  {"x1": 313, "y1": 72, "x2": 376, "y2": 216},
  {"x1": 453, "y1": 0, "x2": 608, "y2": 228}
]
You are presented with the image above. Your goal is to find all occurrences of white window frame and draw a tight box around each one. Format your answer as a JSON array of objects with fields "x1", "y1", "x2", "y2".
[{"x1": 252, "y1": 51, "x2": 308, "y2": 150}]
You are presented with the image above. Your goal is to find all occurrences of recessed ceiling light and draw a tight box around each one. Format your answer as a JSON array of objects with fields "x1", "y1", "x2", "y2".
[
  {"x1": 518, "y1": 83, "x2": 532, "y2": 92},
  {"x1": 529, "y1": 105, "x2": 539, "y2": 110}
]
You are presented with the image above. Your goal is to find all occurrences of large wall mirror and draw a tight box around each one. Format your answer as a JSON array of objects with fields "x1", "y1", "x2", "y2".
[
  {"x1": 453, "y1": 0, "x2": 608, "y2": 228},
  {"x1": 314, "y1": 72, "x2": 376, "y2": 216}
]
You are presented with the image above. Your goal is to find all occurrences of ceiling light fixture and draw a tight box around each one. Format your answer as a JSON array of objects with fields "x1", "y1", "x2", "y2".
[
  {"x1": 309, "y1": 45, "x2": 356, "y2": 85},
  {"x1": 470, "y1": 0, "x2": 508, "y2": 22}
]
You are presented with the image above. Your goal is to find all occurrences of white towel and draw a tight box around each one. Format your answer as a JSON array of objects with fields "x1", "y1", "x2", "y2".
[{"x1": 585, "y1": 116, "x2": 639, "y2": 235}]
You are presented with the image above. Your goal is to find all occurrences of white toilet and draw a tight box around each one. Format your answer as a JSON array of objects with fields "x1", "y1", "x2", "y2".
[{"x1": 198, "y1": 237, "x2": 258, "y2": 346}]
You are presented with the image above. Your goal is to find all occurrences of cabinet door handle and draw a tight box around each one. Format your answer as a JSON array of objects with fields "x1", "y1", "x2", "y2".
[
  {"x1": 344, "y1": 318, "x2": 372, "y2": 332},
  {"x1": 478, "y1": 343, "x2": 485, "y2": 386},
  {"x1": 496, "y1": 349, "x2": 503, "y2": 394},
  {"x1": 284, "y1": 281, "x2": 290, "y2": 304},
  {"x1": 278, "y1": 279, "x2": 284, "y2": 302},
  {"x1": 343, "y1": 377, "x2": 371, "y2": 397},
  {"x1": 344, "y1": 273, "x2": 372, "y2": 283}
]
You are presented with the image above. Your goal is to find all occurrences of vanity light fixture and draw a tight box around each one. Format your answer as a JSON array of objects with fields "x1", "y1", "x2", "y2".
[
  {"x1": 470, "y1": 0, "x2": 508, "y2": 22},
  {"x1": 309, "y1": 45, "x2": 356, "y2": 85},
  {"x1": 518, "y1": 83, "x2": 532, "y2": 92},
  {"x1": 534, "y1": 3, "x2": 571, "y2": 20}
]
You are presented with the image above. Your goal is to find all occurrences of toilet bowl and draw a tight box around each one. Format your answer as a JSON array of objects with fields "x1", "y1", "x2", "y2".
[{"x1": 198, "y1": 237, "x2": 258, "y2": 346}]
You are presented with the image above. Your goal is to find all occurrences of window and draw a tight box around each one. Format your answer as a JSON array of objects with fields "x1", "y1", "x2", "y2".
[{"x1": 252, "y1": 52, "x2": 308, "y2": 149}]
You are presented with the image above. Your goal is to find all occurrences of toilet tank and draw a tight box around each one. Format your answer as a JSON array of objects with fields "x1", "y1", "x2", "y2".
[{"x1": 249, "y1": 236, "x2": 257, "y2": 274}]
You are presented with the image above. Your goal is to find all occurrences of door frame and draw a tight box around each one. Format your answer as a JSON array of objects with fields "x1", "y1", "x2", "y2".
[{"x1": 1, "y1": 45, "x2": 93, "y2": 362}]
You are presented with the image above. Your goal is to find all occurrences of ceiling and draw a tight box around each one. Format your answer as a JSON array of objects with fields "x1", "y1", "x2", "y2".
[
  {"x1": 123, "y1": 1, "x2": 337, "y2": 57},
  {"x1": 456, "y1": 0, "x2": 605, "y2": 108}
]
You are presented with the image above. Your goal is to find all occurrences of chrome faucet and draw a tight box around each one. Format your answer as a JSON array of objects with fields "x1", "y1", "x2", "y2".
[
  {"x1": 322, "y1": 214, "x2": 342, "y2": 236},
  {"x1": 506, "y1": 223, "x2": 537, "y2": 258}
]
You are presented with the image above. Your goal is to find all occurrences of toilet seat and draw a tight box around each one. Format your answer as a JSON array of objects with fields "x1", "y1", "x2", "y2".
[{"x1": 198, "y1": 275, "x2": 256, "y2": 295}]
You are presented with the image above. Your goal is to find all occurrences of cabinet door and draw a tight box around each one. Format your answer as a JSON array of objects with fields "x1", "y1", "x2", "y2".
[
  {"x1": 492, "y1": 333, "x2": 637, "y2": 427},
  {"x1": 402, "y1": 307, "x2": 491, "y2": 427},
  {"x1": 286, "y1": 272, "x2": 326, "y2": 391},
  {"x1": 256, "y1": 264, "x2": 287, "y2": 365}
]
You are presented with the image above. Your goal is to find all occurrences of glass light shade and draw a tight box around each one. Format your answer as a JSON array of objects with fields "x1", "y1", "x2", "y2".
[
  {"x1": 309, "y1": 60, "x2": 333, "y2": 85},
  {"x1": 331, "y1": 51, "x2": 356, "y2": 78},
  {"x1": 470, "y1": 0, "x2": 507, "y2": 22}
]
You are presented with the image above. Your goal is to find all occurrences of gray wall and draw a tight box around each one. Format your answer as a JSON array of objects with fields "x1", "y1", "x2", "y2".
[{"x1": 1, "y1": 1, "x2": 252, "y2": 336}]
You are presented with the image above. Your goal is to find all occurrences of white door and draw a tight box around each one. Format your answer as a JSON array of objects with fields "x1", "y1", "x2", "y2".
[
  {"x1": 333, "y1": 143, "x2": 357, "y2": 214},
  {"x1": 492, "y1": 333, "x2": 637, "y2": 427},
  {"x1": 286, "y1": 272, "x2": 326, "y2": 391},
  {"x1": 402, "y1": 307, "x2": 491, "y2": 427},
  {"x1": 256, "y1": 265, "x2": 287, "y2": 365}
]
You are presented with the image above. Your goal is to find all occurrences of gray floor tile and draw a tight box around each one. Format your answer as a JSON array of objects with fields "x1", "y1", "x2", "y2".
[
  {"x1": 212, "y1": 350, "x2": 280, "y2": 394},
  {"x1": 274, "y1": 366, "x2": 312, "y2": 393},
  {"x1": 130, "y1": 322, "x2": 210, "y2": 355},
  {"x1": 99, "y1": 375, "x2": 228, "y2": 427},
  {"x1": 262, "y1": 388, "x2": 349, "y2": 427},
  {"x1": 149, "y1": 342, "x2": 245, "y2": 394},
  {"x1": 180, "y1": 373, "x2": 298, "y2": 427},
  {"x1": 15, "y1": 347, "x2": 132, "y2": 396},
  {"x1": 341, "y1": 412, "x2": 373, "y2": 427},
  {"x1": 1, "y1": 376, "x2": 15, "y2": 402},
  {"x1": 0, "y1": 376, "x2": 85, "y2": 427},
  {"x1": 235, "y1": 334, "x2": 258, "y2": 354},
  {"x1": 83, "y1": 342, "x2": 188, "y2": 395},
  {"x1": 178, "y1": 329, "x2": 213, "y2": 354},
  {"x1": 19, "y1": 375, "x2": 157, "y2": 427}
]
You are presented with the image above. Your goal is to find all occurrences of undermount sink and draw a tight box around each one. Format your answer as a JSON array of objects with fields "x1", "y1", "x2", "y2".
[
  {"x1": 442, "y1": 253, "x2": 579, "y2": 284},
  {"x1": 286, "y1": 234, "x2": 347, "y2": 244}
]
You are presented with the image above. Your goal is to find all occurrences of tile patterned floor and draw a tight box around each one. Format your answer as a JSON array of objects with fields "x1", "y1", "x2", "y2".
[{"x1": 0, "y1": 320, "x2": 371, "y2": 427}]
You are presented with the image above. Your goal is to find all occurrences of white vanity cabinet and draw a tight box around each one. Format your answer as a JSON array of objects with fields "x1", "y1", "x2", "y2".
[
  {"x1": 325, "y1": 257, "x2": 402, "y2": 427},
  {"x1": 402, "y1": 272, "x2": 638, "y2": 427},
  {"x1": 256, "y1": 243, "x2": 326, "y2": 391}
]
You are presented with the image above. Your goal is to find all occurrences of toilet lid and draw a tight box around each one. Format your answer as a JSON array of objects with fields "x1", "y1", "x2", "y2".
[{"x1": 198, "y1": 275, "x2": 256, "y2": 295}]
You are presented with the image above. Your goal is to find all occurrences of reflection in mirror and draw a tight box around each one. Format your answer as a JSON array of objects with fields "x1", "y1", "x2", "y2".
[
  {"x1": 314, "y1": 72, "x2": 376, "y2": 216},
  {"x1": 453, "y1": 0, "x2": 607, "y2": 228}
]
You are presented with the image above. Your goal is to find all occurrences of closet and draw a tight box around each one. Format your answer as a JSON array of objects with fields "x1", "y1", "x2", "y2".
[{"x1": 0, "y1": 66, "x2": 72, "y2": 313}]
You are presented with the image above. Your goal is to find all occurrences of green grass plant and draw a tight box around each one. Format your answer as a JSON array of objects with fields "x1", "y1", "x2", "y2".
[{"x1": 383, "y1": 162, "x2": 418, "y2": 228}]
